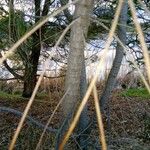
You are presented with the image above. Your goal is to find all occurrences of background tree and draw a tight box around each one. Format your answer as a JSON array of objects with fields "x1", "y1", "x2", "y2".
[
  {"x1": 99, "y1": 0, "x2": 128, "y2": 110},
  {"x1": 22, "y1": 0, "x2": 52, "y2": 97},
  {"x1": 0, "y1": 0, "x2": 69, "y2": 97}
]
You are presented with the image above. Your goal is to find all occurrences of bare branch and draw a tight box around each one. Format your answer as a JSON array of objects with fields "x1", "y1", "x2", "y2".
[{"x1": 3, "y1": 60, "x2": 24, "y2": 80}]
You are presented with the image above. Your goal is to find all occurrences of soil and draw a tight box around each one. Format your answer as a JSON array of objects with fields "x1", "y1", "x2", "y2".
[{"x1": 0, "y1": 89, "x2": 150, "y2": 149}]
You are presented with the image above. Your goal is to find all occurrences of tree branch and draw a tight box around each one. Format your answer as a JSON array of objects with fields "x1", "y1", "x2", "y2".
[
  {"x1": 3, "y1": 60, "x2": 24, "y2": 80},
  {"x1": 0, "y1": 78, "x2": 18, "y2": 81},
  {"x1": 0, "y1": 74, "x2": 65, "y2": 82},
  {"x1": 0, "y1": 106, "x2": 57, "y2": 133}
]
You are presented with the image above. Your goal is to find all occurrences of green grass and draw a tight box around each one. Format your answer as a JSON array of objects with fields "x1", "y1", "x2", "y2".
[
  {"x1": 0, "y1": 91, "x2": 48, "y2": 101},
  {"x1": 121, "y1": 88, "x2": 150, "y2": 99},
  {"x1": 0, "y1": 91, "x2": 23, "y2": 100}
]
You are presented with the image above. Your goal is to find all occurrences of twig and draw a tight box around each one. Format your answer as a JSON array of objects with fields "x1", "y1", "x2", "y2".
[{"x1": 0, "y1": 78, "x2": 18, "y2": 81}]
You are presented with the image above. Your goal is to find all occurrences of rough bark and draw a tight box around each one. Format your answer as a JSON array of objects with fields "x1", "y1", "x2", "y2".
[
  {"x1": 100, "y1": 0, "x2": 128, "y2": 110},
  {"x1": 63, "y1": 0, "x2": 93, "y2": 118},
  {"x1": 22, "y1": 39, "x2": 40, "y2": 98},
  {"x1": 78, "y1": 60, "x2": 90, "y2": 149},
  {"x1": 57, "y1": 0, "x2": 93, "y2": 149}
]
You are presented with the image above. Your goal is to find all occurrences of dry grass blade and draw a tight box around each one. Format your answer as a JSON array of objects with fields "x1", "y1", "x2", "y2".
[
  {"x1": 93, "y1": 85, "x2": 107, "y2": 150},
  {"x1": 8, "y1": 6, "x2": 79, "y2": 150},
  {"x1": 91, "y1": 19, "x2": 150, "y2": 93},
  {"x1": 0, "y1": 0, "x2": 79, "y2": 65},
  {"x1": 9, "y1": 69, "x2": 45, "y2": 150},
  {"x1": 59, "y1": 0, "x2": 124, "y2": 149},
  {"x1": 35, "y1": 88, "x2": 70, "y2": 150},
  {"x1": 128, "y1": 0, "x2": 150, "y2": 84}
]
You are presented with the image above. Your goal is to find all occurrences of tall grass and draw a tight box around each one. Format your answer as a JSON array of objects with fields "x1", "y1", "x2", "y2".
[{"x1": 0, "y1": 0, "x2": 149, "y2": 149}]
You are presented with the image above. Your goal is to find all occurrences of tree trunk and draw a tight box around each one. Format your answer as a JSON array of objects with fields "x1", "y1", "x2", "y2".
[
  {"x1": 22, "y1": 33, "x2": 40, "y2": 97},
  {"x1": 100, "y1": 0, "x2": 128, "y2": 110},
  {"x1": 22, "y1": 0, "x2": 51, "y2": 97},
  {"x1": 22, "y1": 0, "x2": 41, "y2": 98},
  {"x1": 63, "y1": 0, "x2": 93, "y2": 118},
  {"x1": 78, "y1": 60, "x2": 90, "y2": 149},
  {"x1": 57, "y1": 0, "x2": 93, "y2": 149}
]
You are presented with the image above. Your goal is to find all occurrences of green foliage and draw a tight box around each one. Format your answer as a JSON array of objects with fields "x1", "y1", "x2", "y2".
[
  {"x1": 0, "y1": 90, "x2": 49, "y2": 100},
  {"x1": 121, "y1": 88, "x2": 150, "y2": 99},
  {"x1": 0, "y1": 10, "x2": 32, "y2": 69}
]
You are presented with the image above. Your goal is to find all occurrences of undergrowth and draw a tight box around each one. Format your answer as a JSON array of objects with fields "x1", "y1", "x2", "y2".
[
  {"x1": 121, "y1": 88, "x2": 150, "y2": 99},
  {"x1": 0, "y1": 91, "x2": 49, "y2": 100},
  {"x1": 0, "y1": 91, "x2": 22, "y2": 100}
]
